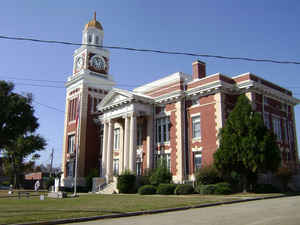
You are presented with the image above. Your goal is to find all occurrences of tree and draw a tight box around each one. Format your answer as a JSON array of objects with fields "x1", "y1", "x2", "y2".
[
  {"x1": 0, "y1": 81, "x2": 39, "y2": 149},
  {"x1": 0, "y1": 81, "x2": 46, "y2": 188},
  {"x1": 214, "y1": 95, "x2": 281, "y2": 191}
]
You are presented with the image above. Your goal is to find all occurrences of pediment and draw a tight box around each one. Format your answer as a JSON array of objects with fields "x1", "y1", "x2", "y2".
[{"x1": 98, "y1": 89, "x2": 133, "y2": 110}]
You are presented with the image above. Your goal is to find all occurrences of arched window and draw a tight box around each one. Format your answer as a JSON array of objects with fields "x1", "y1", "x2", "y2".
[{"x1": 95, "y1": 36, "x2": 99, "y2": 45}]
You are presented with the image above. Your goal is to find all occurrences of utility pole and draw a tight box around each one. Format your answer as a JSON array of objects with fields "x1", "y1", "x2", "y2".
[{"x1": 50, "y1": 148, "x2": 54, "y2": 177}]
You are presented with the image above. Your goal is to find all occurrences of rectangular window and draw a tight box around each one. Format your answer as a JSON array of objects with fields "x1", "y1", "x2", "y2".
[
  {"x1": 68, "y1": 135, "x2": 75, "y2": 153},
  {"x1": 137, "y1": 123, "x2": 143, "y2": 146},
  {"x1": 192, "y1": 115, "x2": 201, "y2": 139},
  {"x1": 114, "y1": 128, "x2": 120, "y2": 150},
  {"x1": 156, "y1": 117, "x2": 170, "y2": 143},
  {"x1": 155, "y1": 153, "x2": 171, "y2": 172},
  {"x1": 264, "y1": 112, "x2": 270, "y2": 129},
  {"x1": 272, "y1": 117, "x2": 282, "y2": 141},
  {"x1": 113, "y1": 159, "x2": 119, "y2": 176},
  {"x1": 66, "y1": 161, "x2": 74, "y2": 177},
  {"x1": 194, "y1": 153, "x2": 202, "y2": 172}
]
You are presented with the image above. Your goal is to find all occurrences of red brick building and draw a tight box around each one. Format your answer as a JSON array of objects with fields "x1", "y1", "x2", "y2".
[{"x1": 61, "y1": 15, "x2": 299, "y2": 188}]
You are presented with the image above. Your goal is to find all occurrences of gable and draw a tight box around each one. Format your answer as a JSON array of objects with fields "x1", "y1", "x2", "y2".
[
  {"x1": 98, "y1": 90, "x2": 133, "y2": 110},
  {"x1": 110, "y1": 94, "x2": 128, "y2": 104}
]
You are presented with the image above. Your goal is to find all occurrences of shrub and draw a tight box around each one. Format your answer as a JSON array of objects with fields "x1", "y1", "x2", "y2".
[
  {"x1": 138, "y1": 185, "x2": 157, "y2": 195},
  {"x1": 196, "y1": 184, "x2": 216, "y2": 194},
  {"x1": 254, "y1": 184, "x2": 280, "y2": 193},
  {"x1": 175, "y1": 184, "x2": 194, "y2": 195},
  {"x1": 149, "y1": 162, "x2": 172, "y2": 186},
  {"x1": 117, "y1": 171, "x2": 136, "y2": 193},
  {"x1": 157, "y1": 183, "x2": 177, "y2": 195},
  {"x1": 214, "y1": 182, "x2": 232, "y2": 195},
  {"x1": 196, "y1": 166, "x2": 222, "y2": 185}
]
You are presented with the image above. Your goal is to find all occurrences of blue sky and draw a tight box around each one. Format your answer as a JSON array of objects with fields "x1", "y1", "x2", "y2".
[{"x1": 0, "y1": 0, "x2": 299, "y2": 167}]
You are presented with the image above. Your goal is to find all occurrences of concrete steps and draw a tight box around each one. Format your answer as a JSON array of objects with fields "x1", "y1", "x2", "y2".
[{"x1": 97, "y1": 177, "x2": 118, "y2": 194}]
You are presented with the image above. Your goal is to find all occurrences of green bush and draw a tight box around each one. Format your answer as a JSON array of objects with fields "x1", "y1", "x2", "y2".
[
  {"x1": 175, "y1": 184, "x2": 194, "y2": 195},
  {"x1": 149, "y1": 162, "x2": 172, "y2": 186},
  {"x1": 197, "y1": 184, "x2": 216, "y2": 194},
  {"x1": 157, "y1": 183, "x2": 177, "y2": 195},
  {"x1": 214, "y1": 182, "x2": 232, "y2": 195},
  {"x1": 138, "y1": 185, "x2": 157, "y2": 195},
  {"x1": 254, "y1": 184, "x2": 280, "y2": 193},
  {"x1": 117, "y1": 171, "x2": 136, "y2": 193},
  {"x1": 196, "y1": 166, "x2": 222, "y2": 185}
]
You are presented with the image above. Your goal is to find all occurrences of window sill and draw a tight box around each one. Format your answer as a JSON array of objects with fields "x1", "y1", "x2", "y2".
[
  {"x1": 156, "y1": 141, "x2": 170, "y2": 146},
  {"x1": 192, "y1": 137, "x2": 202, "y2": 143}
]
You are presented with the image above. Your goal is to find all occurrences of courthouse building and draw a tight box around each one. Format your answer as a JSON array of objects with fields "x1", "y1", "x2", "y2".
[{"x1": 61, "y1": 14, "x2": 299, "y2": 187}]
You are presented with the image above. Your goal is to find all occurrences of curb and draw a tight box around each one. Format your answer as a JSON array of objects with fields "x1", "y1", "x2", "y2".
[{"x1": 15, "y1": 194, "x2": 298, "y2": 225}]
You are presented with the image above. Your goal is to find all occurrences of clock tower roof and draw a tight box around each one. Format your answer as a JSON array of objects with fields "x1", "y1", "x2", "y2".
[{"x1": 84, "y1": 12, "x2": 103, "y2": 31}]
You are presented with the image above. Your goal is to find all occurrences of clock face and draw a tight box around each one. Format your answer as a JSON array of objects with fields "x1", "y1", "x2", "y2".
[
  {"x1": 76, "y1": 56, "x2": 84, "y2": 71},
  {"x1": 90, "y1": 55, "x2": 106, "y2": 71}
]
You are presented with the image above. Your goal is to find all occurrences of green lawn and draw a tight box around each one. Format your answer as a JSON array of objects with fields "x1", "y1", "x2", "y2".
[{"x1": 0, "y1": 193, "x2": 281, "y2": 224}]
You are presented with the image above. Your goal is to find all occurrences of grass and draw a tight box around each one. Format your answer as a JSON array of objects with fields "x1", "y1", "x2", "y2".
[
  {"x1": 0, "y1": 192, "x2": 285, "y2": 224},
  {"x1": 0, "y1": 194, "x2": 237, "y2": 224}
]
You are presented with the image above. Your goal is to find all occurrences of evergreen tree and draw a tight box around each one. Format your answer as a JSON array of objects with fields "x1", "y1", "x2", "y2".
[
  {"x1": 214, "y1": 94, "x2": 281, "y2": 191},
  {"x1": 0, "y1": 81, "x2": 46, "y2": 188}
]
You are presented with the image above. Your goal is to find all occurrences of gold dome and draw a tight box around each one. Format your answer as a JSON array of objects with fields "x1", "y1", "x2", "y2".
[{"x1": 84, "y1": 12, "x2": 103, "y2": 31}]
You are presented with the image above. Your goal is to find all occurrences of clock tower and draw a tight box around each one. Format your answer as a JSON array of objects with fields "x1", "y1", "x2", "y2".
[{"x1": 61, "y1": 13, "x2": 115, "y2": 187}]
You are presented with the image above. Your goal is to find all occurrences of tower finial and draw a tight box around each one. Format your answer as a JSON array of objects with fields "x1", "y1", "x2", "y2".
[{"x1": 94, "y1": 11, "x2": 96, "y2": 20}]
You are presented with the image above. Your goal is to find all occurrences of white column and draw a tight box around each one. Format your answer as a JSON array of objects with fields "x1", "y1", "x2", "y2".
[
  {"x1": 101, "y1": 121, "x2": 108, "y2": 177},
  {"x1": 146, "y1": 115, "x2": 153, "y2": 170},
  {"x1": 106, "y1": 120, "x2": 114, "y2": 181},
  {"x1": 129, "y1": 113, "x2": 137, "y2": 173},
  {"x1": 119, "y1": 123, "x2": 124, "y2": 174},
  {"x1": 123, "y1": 116, "x2": 130, "y2": 171}
]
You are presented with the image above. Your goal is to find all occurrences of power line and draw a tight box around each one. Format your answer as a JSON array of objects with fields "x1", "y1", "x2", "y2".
[
  {"x1": 1, "y1": 34, "x2": 300, "y2": 65},
  {"x1": 3, "y1": 76, "x2": 300, "y2": 89}
]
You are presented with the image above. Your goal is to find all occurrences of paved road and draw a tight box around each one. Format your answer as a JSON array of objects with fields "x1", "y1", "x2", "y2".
[{"x1": 70, "y1": 196, "x2": 300, "y2": 225}]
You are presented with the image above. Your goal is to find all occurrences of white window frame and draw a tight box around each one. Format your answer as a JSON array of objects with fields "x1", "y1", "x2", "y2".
[
  {"x1": 156, "y1": 117, "x2": 170, "y2": 143},
  {"x1": 114, "y1": 128, "x2": 120, "y2": 150},
  {"x1": 68, "y1": 134, "x2": 75, "y2": 153},
  {"x1": 192, "y1": 115, "x2": 201, "y2": 139},
  {"x1": 113, "y1": 158, "x2": 119, "y2": 175},
  {"x1": 194, "y1": 152, "x2": 202, "y2": 172}
]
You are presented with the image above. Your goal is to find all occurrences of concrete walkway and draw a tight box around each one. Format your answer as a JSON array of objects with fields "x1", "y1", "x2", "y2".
[{"x1": 69, "y1": 196, "x2": 300, "y2": 225}]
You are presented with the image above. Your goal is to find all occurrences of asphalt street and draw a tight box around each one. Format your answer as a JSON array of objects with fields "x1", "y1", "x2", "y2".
[{"x1": 70, "y1": 196, "x2": 300, "y2": 225}]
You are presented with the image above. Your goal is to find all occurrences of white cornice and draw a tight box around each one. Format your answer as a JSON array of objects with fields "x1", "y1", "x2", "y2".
[{"x1": 133, "y1": 72, "x2": 192, "y2": 94}]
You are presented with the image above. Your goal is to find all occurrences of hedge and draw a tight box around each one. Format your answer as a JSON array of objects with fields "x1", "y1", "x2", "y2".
[
  {"x1": 214, "y1": 182, "x2": 232, "y2": 195},
  {"x1": 138, "y1": 185, "x2": 157, "y2": 195},
  {"x1": 196, "y1": 184, "x2": 216, "y2": 194},
  {"x1": 117, "y1": 172, "x2": 136, "y2": 193},
  {"x1": 175, "y1": 184, "x2": 194, "y2": 195},
  {"x1": 157, "y1": 183, "x2": 177, "y2": 195}
]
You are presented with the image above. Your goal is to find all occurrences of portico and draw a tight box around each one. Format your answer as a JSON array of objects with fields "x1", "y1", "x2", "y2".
[{"x1": 97, "y1": 88, "x2": 154, "y2": 182}]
